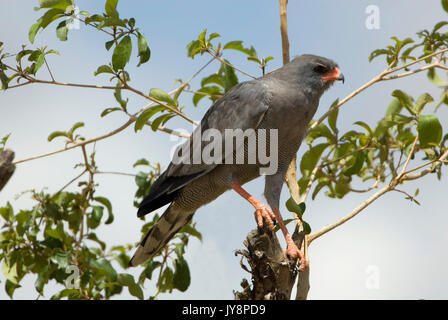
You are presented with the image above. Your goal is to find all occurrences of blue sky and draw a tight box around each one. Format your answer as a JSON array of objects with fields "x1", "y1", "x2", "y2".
[{"x1": 1, "y1": 0, "x2": 448, "y2": 299}]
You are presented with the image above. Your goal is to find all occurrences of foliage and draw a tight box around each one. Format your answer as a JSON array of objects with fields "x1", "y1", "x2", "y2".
[{"x1": 299, "y1": 20, "x2": 448, "y2": 205}]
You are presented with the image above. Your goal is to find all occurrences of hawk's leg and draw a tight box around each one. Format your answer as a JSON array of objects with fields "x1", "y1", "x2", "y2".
[
  {"x1": 231, "y1": 183, "x2": 308, "y2": 271},
  {"x1": 231, "y1": 183, "x2": 276, "y2": 230},
  {"x1": 272, "y1": 207, "x2": 308, "y2": 271}
]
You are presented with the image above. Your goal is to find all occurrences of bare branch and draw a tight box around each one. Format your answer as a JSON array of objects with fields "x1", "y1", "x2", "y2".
[
  {"x1": 308, "y1": 184, "x2": 391, "y2": 243},
  {"x1": 206, "y1": 48, "x2": 256, "y2": 79},
  {"x1": 11, "y1": 55, "x2": 217, "y2": 165}
]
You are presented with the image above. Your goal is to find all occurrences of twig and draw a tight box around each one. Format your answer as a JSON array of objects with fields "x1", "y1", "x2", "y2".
[
  {"x1": 44, "y1": 57, "x2": 55, "y2": 82},
  {"x1": 93, "y1": 170, "x2": 136, "y2": 177},
  {"x1": 398, "y1": 135, "x2": 419, "y2": 177},
  {"x1": 53, "y1": 169, "x2": 87, "y2": 196},
  {"x1": 206, "y1": 48, "x2": 256, "y2": 79},
  {"x1": 308, "y1": 184, "x2": 391, "y2": 243},
  {"x1": 13, "y1": 118, "x2": 135, "y2": 165},
  {"x1": 11, "y1": 55, "x2": 215, "y2": 165}
]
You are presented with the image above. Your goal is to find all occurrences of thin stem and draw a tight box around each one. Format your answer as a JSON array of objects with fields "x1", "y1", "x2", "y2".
[
  {"x1": 93, "y1": 170, "x2": 136, "y2": 177},
  {"x1": 206, "y1": 48, "x2": 256, "y2": 79},
  {"x1": 308, "y1": 184, "x2": 391, "y2": 243},
  {"x1": 53, "y1": 169, "x2": 87, "y2": 196},
  {"x1": 11, "y1": 55, "x2": 215, "y2": 165},
  {"x1": 44, "y1": 57, "x2": 55, "y2": 82}
]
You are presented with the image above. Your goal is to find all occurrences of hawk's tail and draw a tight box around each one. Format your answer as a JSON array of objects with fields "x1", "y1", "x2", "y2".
[{"x1": 129, "y1": 205, "x2": 195, "y2": 267}]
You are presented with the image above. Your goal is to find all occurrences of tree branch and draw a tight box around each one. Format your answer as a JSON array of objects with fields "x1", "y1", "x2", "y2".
[{"x1": 11, "y1": 55, "x2": 216, "y2": 165}]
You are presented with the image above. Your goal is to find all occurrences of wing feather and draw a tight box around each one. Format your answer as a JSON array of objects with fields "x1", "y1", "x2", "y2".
[{"x1": 137, "y1": 80, "x2": 270, "y2": 217}]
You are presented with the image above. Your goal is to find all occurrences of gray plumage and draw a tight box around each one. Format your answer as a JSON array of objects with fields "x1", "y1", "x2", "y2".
[{"x1": 129, "y1": 54, "x2": 343, "y2": 266}]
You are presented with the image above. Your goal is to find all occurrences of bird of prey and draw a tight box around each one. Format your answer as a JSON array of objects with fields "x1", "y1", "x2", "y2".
[{"x1": 129, "y1": 54, "x2": 344, "y2": 270}]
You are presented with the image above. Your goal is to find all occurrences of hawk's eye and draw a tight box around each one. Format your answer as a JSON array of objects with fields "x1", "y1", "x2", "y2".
[{"x1": 313, "y1": 64, "x2": 328, "y2": 74}]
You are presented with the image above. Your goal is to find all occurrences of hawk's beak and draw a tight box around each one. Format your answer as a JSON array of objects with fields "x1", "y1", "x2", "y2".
[{"x1": 321, "y1": 67, "x2": 345, "y2": 83}]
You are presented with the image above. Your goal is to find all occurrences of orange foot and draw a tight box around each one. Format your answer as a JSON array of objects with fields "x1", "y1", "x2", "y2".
[
  {"x1": 253, "y1": 202, "x2": 276, "y2": 230},
  {"x1": 285, "y1": 239, "x2": 309, "y2": 272}
]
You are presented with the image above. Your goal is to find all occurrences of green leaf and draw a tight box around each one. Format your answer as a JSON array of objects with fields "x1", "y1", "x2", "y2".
[
  {"x1": 94, "y1": 197, "x2": 114, "y2": 224},
  {"x1": 105, "y1": 0, "x2": 119, "y2": 16},
  {"x1": 5, "y1": 280, "x2": 20, "y2": 299},
  {"x1": 221, "y1": 61, "x2": 239, "y2": 92},
  {"x1": 0, "y1": 133, "x2": 11, "y2": 150},
  {"x1": 427, "y1": 68, "x2": 448, "y2": 86},
  {"x1": 312, "y1": 180, "x2": 331, "y2": 200},
  {"x1": 392, "y1": 90, "x2": 415, "y2": 115},
  {"x1": 56, "y1": 20, "x2": 68, "y2": 41},
  {"x1": 179, "y1": 224, "x2": 203, "y2": 241},
  {"x1": 198, "y1": 28, "x2": 207, "y2": 45},
  {"x1": 114, "y1": 87, "x2": 128, "y2": 109},
  {"x1": 29, "y1": 19, "x2": 43, "y2": 44},
  {"x1": 343, "y1": 150, "x2": 365, "y2": 176},
  {"x1": 134, "y1": 105, "x2": 164, "y2": 132},
  {"x1": 149, "y1": 88, "x2": 176, "y2": 106},
  {"x1": 306, "y1": 122, "x2": 335, "y2": 145},
  {"x1": 94, "y1": 65, "x2": 114, "y2": 76},
  {"x1": 142, "y1": 261, "x2": 162, "y2": 282},
  {"x1": 150, "y1": 114, "x2": 174, "y2": 131},
  {"x1": 414, "y1": 93, "x2": 434, "y2": 115},
  {"x1": 264, "y1": 56, "x2": 274, "y2": 63},
  {"x1": 285, "y1": 197, "x2": 306, "y2": 217},
  {"x1": 2, "y1": 261, "x2": 18, "y2": 284},
  {"x1": 41, "y1": 8, "x2": 65, "y2": 29},
  {"x1": 417, "y1": 115, "x2": 443, "y2": 147},
  {"x1": 368, "y1": 49, "x2": 391, "y2": 62},
  {"x1": 159, "y1": 267, "x2": 174, "y2": 293},
  {"x1": 302, "y1": 221, "x2": 312, "y2": 235},
  {"x1": 68, "y1": 122, "x2": 84, "y2": 136},
  {"x1": 0, "y1": 202, "x2": 14, "y2": 222},
  {"x1": 45, "y1": 226, "x2": 65, "y2": 241},
  {"x1": 137, "y1": 32, "x2": 151, "y2": 67},
  {"x1": 201, "y1": 73, "x2": 224, "y2": 87},
  {"x1": 327, "y1": 99, "x2": 339, "y2": 133},
  {"x1": 50, "y1": 249, "x2": 70, "y2": 269},
  {"x1": 87, "y1": 206, "x2": 104, "y2": 229},
  {"x1": 100, "y1": 107, "x2": 121, "y2": 117},
  {"x1": 112, "y1": 35, "x2": 132, "y2": 71},
  {"x1": 193, "y1": 86, "x2": 222, "y2": 106},
  {"x1": 186, "y1": 40, "x2": 201, "y2": 59},
  {"x1": 173, "y1": 258, "x2": 190, "y2": 292},
  {"x1": 88, "y1": 258, "x2": 117, "y2": 281},
  {"x1": 208, "y1": 32, "x2": 221, "y2": 41},
  {"x1": 300, "y1": 143, "x2": 329, "y2": 176},
  {"x1": 105, "y1": 40, "x2": 114, "y2": 51},
  {"x1": 117, "y1": 273, "x2": 144, "y2": 300},
  {"x1": 0, "y1": 70, "x2": 9, "y2": 90},
  {"x1": 39, "y1": 0, "x2": 73, "y2": 10},
  {"x1": 274, "y1": 218, "x2": 294, "y2": 232},
  {"x1": 29, "y1": 51, "x2": 45, "y2": 75},
  {"x1": 354, "y1": 121, "x2": 373, "y2": 136},
  {"x1": 133, "y1": 158, "x2": 150, "y2": 167},
  {"x1": 442, "y1": 0, "x2": 448, "y2": 14},
  {"x1": 223, "y1": 40, "x2": 256, "y2": 57},
  {"x1": 386, "y1": 98, "x2": 403, "y2": 116},
  {"x1": 47, "y1": 131, "x2": 69, "y2": 142}
]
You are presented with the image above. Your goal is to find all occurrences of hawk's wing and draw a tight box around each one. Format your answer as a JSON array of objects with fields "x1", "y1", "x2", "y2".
[{"x1": 137, "y1": 80, "x2": 270, "y2": 217}]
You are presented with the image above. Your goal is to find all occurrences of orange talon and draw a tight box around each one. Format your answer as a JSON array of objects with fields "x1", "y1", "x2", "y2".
[{"x1": 231, "y1": 183, "x2": 276, "y2": 230}]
